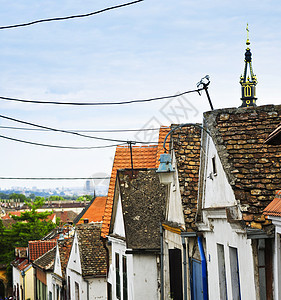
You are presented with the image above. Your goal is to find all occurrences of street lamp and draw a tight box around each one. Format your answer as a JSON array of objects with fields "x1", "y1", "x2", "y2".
[{"x1": 156, "y1": 153, "x2": 175, "y2": 185}]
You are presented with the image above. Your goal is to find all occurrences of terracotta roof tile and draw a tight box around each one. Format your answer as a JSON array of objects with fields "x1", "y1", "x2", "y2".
[
  {"x1": 156, "y1": 126, "x2": 171, "y2": 168},
  {"x1": 58, "y1": 237, "x2": 73, "y2": 277},
  {"x1": 101, "y1": 145, "x2": 158, "y2": 237},
  {"x1": 55, "y1": 210, "x2": 78, "y2": 224},
  {"x1": 32, "y1": 247, "x2": 56, "y2": 271},
  {"x1": 77, "y1": 197, "x2": 107, "y2": 224},
  {"x1": 204, "y1": 104, "x2": 281, "y2": 228},
  {"x1": 28, "y1": 240, "x2": 57, "y2": 262},
  {"x1": 264, "y1": 191, "x2": 281, "y2": 217}
]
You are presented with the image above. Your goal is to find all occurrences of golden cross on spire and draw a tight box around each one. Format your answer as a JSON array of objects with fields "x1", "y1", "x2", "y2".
[{"x1": 246, "y1": 23, "x2": 250, "y2": 46}]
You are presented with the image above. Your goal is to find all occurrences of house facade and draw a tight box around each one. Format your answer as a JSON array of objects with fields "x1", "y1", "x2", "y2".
[
  {"x1": 108, "y1": 169, "x2": 167, "y2": 300},
  {"x1": 197, "y1": 104, "x2": 281, "y2": 299}
]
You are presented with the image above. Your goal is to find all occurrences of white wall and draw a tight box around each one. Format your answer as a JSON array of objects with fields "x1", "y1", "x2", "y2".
[
  {"x1": 203, "y1": 137, "x2": 237, "y2": 208},
  {"x1": 88, "y1": 277, "x2": 107, "y2": 300},
  {"x1": 205, "y1": 218, "x2": 256, "y2": 299},
  {"x1": 132, "y1": 254, "x2": 159, "y2": 300},
  {"x1": 112, "y1": 194, "x2": 125, "y2": 237}
]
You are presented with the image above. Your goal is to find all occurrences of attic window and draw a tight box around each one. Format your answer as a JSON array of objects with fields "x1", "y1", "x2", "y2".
[{"x1": 212, "y1": 156, "x2": 217, "y2": 176}]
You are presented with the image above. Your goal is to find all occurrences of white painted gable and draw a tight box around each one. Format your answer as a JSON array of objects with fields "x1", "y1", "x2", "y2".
[
  {"x1": 203, "y1": 136, "x2": 237, "y2": 208},
  {"x1": 113, "y1": 193, "x2": 125, "y2": 237},
  {"x1": 167, "y1": 151, "x2": 185, "y2": 226},
  {"x1": 67, "y1": 232, "x2": 82, "y2": 274},
  {"x1": 53, "y1": 245, "x2": 62, "y2": 277}
]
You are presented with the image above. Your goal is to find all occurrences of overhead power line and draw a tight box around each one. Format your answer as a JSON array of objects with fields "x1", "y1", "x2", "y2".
[
  {"x1": 0, "y1": 134, "x2": 127, "y2": 149},
  {"x1": 0, "y1": 0, "x2": 144, "y2": 30},
  {"x1": 0, "y1": 125, "x2": 166, "y2": 133},
  {"x1": 0, "y1": 89, "x2": 203, "y2": 106},
  {"x1": 0, "y1": 177, "x2": 110, "y2": 180},
  {"x1": 0, "y1": 114, "x2": 158, "y2": 144}
]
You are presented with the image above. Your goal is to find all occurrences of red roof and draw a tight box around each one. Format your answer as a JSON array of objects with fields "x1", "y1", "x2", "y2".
[
  {"x1": 2, "y1": 211, "x2": 55, "y2": 222},
  {"x1": 77, "y1": 197, "x2": 107, "y2": 224},
  {"x1": 101, "y1": 126, "x2": 170, "y2": 238},
  {"x1": 263, "y1": 191, "x2": 281, "y2": 217},
  {"x1": 28, "y1": 240, "x2": 57, "y2": 262}
]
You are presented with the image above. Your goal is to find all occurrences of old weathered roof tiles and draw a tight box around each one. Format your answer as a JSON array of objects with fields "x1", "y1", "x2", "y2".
[
  {"x1": 76, "y1": 223, "x2": 107, "y2": 277},
  {"x1": 204, "y1": 104, "x2": 281, "y2": 229},
  {"x1": 101, "y1": 126, "x2": 170, "y2": 238},
  {"x1": 32, "y1": 246, "x2": 56, "y2": 271},
  {"x1": 171, "y1": 124, "x2": 202, "y2": 231},
  {"x1": 117, "y1": 169, "x2": 167, "y2": 250}
]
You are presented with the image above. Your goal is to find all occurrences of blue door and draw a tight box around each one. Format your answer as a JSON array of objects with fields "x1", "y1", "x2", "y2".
[{"x1": 191, "y1": 258, "x2": 203, "y2": 300}]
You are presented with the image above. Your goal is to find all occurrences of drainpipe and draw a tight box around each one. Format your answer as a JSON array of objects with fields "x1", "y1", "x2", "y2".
[
  {"x1": 160, "y1": 224, "x2": 164, "y2": 300},
  {"x1": 198, "y1": 236, "x2": 208, "y2": 300},
  {"x1": 181, "y1": 236, "x2": 188, "y2": 300}
]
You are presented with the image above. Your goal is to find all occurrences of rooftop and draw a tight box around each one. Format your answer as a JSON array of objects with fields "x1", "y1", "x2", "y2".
[{"x1": 204, "y1": 104, "x2": 281, "y2": 229}]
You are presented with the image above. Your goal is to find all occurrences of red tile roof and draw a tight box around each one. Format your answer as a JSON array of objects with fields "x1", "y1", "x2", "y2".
[
  {"x1": 264, "y1": 191, "x2": 281, "y2": 217},
  {"x1": 77, "y1": 196, "x2": 107, "y2": 224},
  {"x1": 101, "y1": 126, "x2": 170, "y2": 238},
  {"x1": 2, "y1": 211, "x2": 55, "y2": 222},
  {"x1": 28, "y1": 240, "x2": 57, "y2": 262}
]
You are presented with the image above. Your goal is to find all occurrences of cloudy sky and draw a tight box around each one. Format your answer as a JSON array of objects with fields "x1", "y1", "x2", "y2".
[{"x1": 0, "y1": 0, "x2": 280, "y2": 190}]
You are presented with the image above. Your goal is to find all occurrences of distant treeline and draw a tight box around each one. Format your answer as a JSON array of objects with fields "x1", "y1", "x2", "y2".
[{"x1": 0, "y1": 193, "x2": 93, "y2": 202}]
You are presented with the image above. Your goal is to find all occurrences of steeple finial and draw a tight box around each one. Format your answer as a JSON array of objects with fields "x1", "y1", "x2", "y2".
[
  {"x1": 239, "y1": 24, "x2": 258, "y2": 107},
  {"x1": 246, "y1": 23, "x2": 250, "y2": 46}
]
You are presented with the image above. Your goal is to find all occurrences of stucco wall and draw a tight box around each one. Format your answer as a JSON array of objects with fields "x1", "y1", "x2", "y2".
[
  {"x1": 205, "y1": 218, "x2": 256, "y2": 299},
  {"x1": 88, "y1": 277, "x2": 107, "y2": 300}
]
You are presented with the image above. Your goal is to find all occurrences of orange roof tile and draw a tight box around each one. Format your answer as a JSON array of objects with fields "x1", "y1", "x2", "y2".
[
  {"x1": 77, "y1": 196, "x2": 107, "y2": 224},
  {"x1": 264, "y1": 190, "x2": 281, "y2": 217},
  {"x1": 156, "y1": 126, "x2": 171, "y2": 168},
  {"x1": 28, "y1": 240, "x2": 57, "y2": 262},
  {"x1": 101, "y1": 145, "x2": 158, "y2": 237}
]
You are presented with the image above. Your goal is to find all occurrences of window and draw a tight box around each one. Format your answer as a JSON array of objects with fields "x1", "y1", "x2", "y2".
[
  {"x1": 68, "y1": 276, "x2": 71, "y2": 300},
  {"x1": 123, "y1": 256, "x2": 128, "y2": 300},
  {"x1": 212, "y1": 156, "x2": 217, "y2": 176},
  {"x1": 217, "y1": 243, "x2": 227, "y2": 300},
  {"x1": 168, "y1": 248, "x2": 183, "y2": 300},
  {"x1": 229, "y1": 247, "x2": 241, "y2": 300},
  {"x1": 115, "y1": 253, "x2": 121, "y2": 299},
  {"x1": 75, "y1": 282, "x2": 80, "y2": 300}
]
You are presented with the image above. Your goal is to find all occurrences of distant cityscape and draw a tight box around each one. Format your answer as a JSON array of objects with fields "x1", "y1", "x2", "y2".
[{"x1": 0, "y1": 179, "x2": 109, "y2": 198}]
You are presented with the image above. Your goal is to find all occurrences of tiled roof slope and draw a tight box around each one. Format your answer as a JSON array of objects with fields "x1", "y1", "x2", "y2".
[
  {"x1": 55, "y1": 210, "x2": 78, "y2": 224},
  {"x1": 204, "y1": 104, "x2": 281, "y2": 229},
  {"x1": 58, "y1": 237, "x2": 73, "y2": 277},
  {"x1": 76, "y1": 223, "x2": 107, "y2": 277},
  {"x1": 156, "y1": 126, "x2": 171, "y2": 168},
  {"x1": 101, "y1": 145, "x2": 158, "y2": 238},
  {"x1": 117, "y1": 169, "x2": 167, "y2": 250},
  {"x1": 172, "y1": 125, "x2": 201, "y2": 231},
  {"x1": 33, "y1": 247, "x2": 56, "y2": 271},
  {"x1": 265, "y1": 122, "x2": 281, "y2": 145},
  {"x1": 77, "y1": 196, "x2": 107, "y2": 224},
  {"x1": 29, "y1": 240, "x2": 57, "y2": 261},
  {"x1": 264, "y1": 191, "x2": 281, "y2": 217}
]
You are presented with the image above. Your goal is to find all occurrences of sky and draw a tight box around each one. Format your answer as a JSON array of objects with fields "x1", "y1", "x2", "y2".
[{"x1": 0, "y1": 0, "x2": 280, "y2": 190}]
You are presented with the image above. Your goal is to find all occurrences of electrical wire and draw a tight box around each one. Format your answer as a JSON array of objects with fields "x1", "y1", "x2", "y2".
[
  {"x1": 0, "y1": 134, "x2": 127, "y2": 149},
  {"x1": 0, "y1": 0, "x2": 144, "y2": 30},
  {"x1": 0, "y1": 125, "x2": 167, "y2": 133},
  {"x1": 0, "y1": 114, "x2": 158, "y2": 144},
  {"x1": 0, "y1": 89, "x2": 203, "y2": 106},
  {"x1": 0, "y1": 177, "x2": 110, "y2": 180}
]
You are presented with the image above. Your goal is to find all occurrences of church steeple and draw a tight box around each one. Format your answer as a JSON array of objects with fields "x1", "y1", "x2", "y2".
[{"x1": 240, "y1": 24, "x2": 258, "y2": 107}]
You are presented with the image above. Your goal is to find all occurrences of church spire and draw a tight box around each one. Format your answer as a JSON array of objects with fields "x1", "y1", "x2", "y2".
[{"x1": 240, "y1": 24, "x2": 258, "y2": 107}]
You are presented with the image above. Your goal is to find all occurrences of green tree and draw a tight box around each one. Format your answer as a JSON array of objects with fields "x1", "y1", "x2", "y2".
[
  {"x1": 9, "y1": 193, "x2": 27, "y2": 203},
  {"x1": 10, "y1": 197, "x2": 57, "y2": 245},
  {"x1": 76, "y1": 195, "x2": 93, "y2": 202}
]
